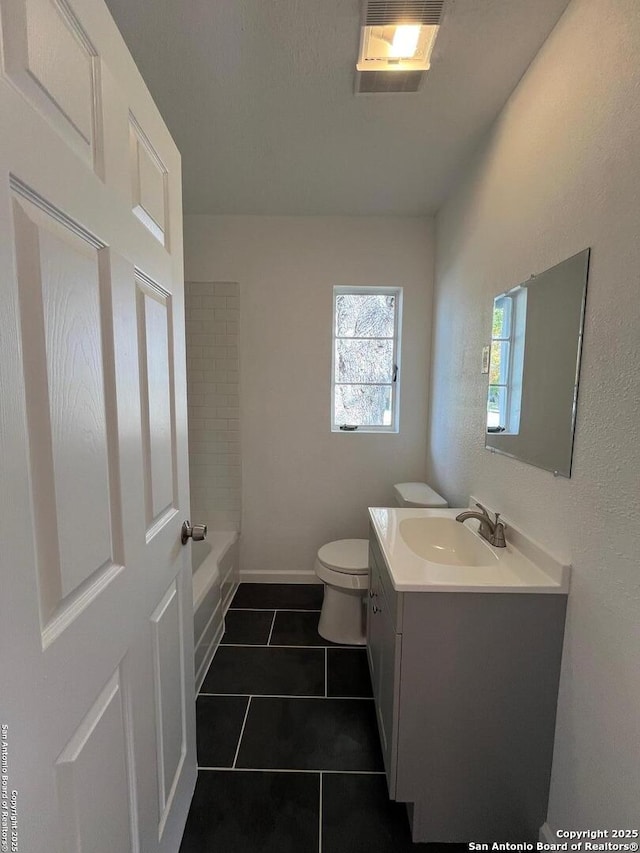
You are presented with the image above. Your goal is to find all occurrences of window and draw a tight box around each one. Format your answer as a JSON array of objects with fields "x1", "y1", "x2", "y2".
[
  {"x1": 331, "y1": 286, "x2": 402, "y2": 433},
  {"x1": 487, "y1": 288, "x2": 526, "y2": 434}
]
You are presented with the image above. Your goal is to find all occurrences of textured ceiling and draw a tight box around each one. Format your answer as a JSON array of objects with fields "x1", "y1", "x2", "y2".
[{"x1": 105, "y1": 0, "x2": 571, "y2": 215}]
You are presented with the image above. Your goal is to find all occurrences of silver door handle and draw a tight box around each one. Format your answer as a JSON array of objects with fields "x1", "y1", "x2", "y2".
[{"x1": 181, "y1": 521, "x2": 207, "y2": 545}]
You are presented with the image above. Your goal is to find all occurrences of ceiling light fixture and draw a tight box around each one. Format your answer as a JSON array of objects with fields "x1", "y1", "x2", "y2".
[
  {"x1": 390, "y1": 24, "x2": 421, "y2": 58},
  {"x1": 357, "y1": 23, "x2": 440, "y2": 71},
  {"x1": 355, "y1": 1, "x2": 445, "y2": 94}
]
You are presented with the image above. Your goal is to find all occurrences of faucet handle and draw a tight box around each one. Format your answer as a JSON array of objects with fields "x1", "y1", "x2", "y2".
[
  {"x1": 475, "y1": 502, "x2": 491, "y2": 518},
  {"x1": 492, "y1": 514, "x2": 507, "y2": 547}
]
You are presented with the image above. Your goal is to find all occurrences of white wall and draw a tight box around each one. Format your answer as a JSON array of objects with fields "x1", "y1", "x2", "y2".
[
  {"x1": 429, "y1": 0, "x2": 640, "y2": 830},
  {"x1": 185, "y1": 215, "x2": 433, "y2": 580}
]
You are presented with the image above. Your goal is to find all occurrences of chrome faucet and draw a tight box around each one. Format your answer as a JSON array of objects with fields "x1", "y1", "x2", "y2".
[{"x1": 455, "y1": 503, "x2": 507, "y2": 548}]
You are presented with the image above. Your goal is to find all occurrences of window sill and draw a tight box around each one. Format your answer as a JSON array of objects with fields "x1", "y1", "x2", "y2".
[{"x1": 331, "y1": 427, "x2": 399, "y2": 435}]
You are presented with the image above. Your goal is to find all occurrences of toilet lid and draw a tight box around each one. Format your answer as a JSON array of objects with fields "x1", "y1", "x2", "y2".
[{"x1": 317, "y1": 539, "x2": 369, "y2": 575}]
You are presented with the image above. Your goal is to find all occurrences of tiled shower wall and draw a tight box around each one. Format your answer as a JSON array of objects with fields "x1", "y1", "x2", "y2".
[{"x1": 185, "y1": 282, "x2": 241, "y2": 531}]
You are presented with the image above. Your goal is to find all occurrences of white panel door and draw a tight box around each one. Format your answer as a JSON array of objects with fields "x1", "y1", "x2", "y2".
[{"x1": 0, "y1": 0, "x2": 196, "y2": 851}]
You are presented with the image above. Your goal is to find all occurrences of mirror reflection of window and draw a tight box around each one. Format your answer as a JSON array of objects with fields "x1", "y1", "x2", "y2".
[
  {"x1": 484, "y1": 248, "x2": 590, "y2": 478},
  {"x1": 487, "y1": 289, "x2": 527, "y2": 435}
]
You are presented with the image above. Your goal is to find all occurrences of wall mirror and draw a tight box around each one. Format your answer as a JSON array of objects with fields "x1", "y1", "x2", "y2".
[{"x1": 486, "y1": 248, "x2": 590, "y2": 477}]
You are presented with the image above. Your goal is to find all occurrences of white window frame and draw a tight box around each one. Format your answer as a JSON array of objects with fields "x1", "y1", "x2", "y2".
[
  {"x1": 488, "y1": 287, "x2": 526, "y2": 435},
  {"x1": 489, "y1": 295, "x2": 513, "y2": 431},
  {"x1": 331, "y1": 285, "x2": 403, "y2": 434}
]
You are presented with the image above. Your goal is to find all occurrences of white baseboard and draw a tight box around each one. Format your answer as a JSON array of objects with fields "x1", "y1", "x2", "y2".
[
  {"x1": 239, "y1": 570, "x2": 319, "y2": 584},
  {"x1": 540, "y1": 822, "x2": 558, "y2": 843}
]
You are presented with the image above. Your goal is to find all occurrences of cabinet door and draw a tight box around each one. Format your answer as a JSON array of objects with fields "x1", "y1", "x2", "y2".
[
  {"x1": 368, "y1": 537, "x2": 402, "y2": 796},
  {"x1": 375, "y1": 596, "x2": 401, "y2": 795},
  {"x1": 366, "y1": 555, "x2": 381, "y2": 695}
]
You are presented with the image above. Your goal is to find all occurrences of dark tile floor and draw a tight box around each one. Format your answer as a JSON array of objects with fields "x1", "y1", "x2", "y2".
[{"x1": 180, "y1": 583, "x2": 460, "y2": 852}]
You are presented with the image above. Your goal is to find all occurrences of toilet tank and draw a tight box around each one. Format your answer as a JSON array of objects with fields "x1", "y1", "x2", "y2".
[{"x1": 393, "y1": 482, "x2": 448, "y2": 508}]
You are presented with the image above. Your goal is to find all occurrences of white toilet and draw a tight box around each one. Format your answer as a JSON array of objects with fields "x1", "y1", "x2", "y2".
[{"x1": 315, "y1": 482, "x2": 448, "y2": 645}]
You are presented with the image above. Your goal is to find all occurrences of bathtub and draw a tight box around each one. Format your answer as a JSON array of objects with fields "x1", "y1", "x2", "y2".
[{"x1": 192, "y1": 531, "x2": 239, "y2": 692}]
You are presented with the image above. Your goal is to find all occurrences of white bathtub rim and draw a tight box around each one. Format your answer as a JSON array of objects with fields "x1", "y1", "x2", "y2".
[{"x1": 192, "y1": 530, "x2": 238, "y2": 610}]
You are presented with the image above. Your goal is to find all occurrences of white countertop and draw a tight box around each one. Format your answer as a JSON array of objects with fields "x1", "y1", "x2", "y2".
[{"x1": 368, "y1": 507, "x2": 570, "y2": 594}]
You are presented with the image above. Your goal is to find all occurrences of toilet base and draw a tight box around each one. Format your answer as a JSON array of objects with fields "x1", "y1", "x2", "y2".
[{"x1": 318, "y1": 583, "x2": 366, "y2": 646}]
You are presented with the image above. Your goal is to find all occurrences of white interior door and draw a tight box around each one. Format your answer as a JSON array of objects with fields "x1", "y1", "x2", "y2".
[{"x1": 0, "y1": 0, "x2": 196, "y2": 850}]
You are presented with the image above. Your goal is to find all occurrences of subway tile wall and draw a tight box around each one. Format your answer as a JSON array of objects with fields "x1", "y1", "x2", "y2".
[{"x1": 185, "y1": 282, "x2": 241, "y2": 532}]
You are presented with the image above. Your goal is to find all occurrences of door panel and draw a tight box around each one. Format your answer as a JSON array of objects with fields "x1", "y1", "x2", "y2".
[
  {"x1": 130, "y1": 114, "x2": 168, "y2": 246},
  {"x1": 11, "y1": 181, "x2": 126, "y2": 641},
  {"x1": 2, "y1": 0, "x2": 102, "y2": 169},
  {"x1": 14, "y1": 192, "x2": 114, "y2": 596},
  {"x1": 0, "y1": 0, "x2": 195, "y2": 850},
  {"x1": 151, "y1": 581, "x2": 187, "y2": 834},
  {"x1": 55, "y1": 667, "x2": 136, "y2": 853},
  {"x1": 136, "y1": 273, "x2": 177, "y2": 534}
]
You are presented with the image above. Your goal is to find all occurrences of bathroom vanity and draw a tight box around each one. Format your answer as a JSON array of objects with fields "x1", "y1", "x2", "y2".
[{"x1": 367, "y1": 506, "x2": 569, "y2": 843}]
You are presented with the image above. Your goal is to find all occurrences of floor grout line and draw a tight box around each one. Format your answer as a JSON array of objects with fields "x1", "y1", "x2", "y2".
[
  {"x1": 229, "y1": 607, "x2": 322, "y2": 613},
  {"x1": 232, "y1": 696, "x2": 252, "y2": 768},
  {"x1": 266, "y1": 611, "x2": 277, "y2": 645},
  {"x1": 199, "y1": 692, "x2": 374, "y2": 700},
  {"x1": 197, "y1": 766, "x2": 384, "y2": 775},
  {"x1": 220, "y1": 643, "x2": 359, "y2": 650},
  {"x1": 318, "y1": 771, "x2": 323, "y2": 853},
  {"x1": 324, "y1": 648, "x2": 328, "y2": 697}
]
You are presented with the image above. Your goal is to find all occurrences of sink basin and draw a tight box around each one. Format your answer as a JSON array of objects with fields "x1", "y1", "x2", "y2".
[
  {"x1": 368, "y1": 506, "x2": 570, "y2": 593},
  {"x1": 398, "y1": 517, "x2": 499, "y2": 567}
]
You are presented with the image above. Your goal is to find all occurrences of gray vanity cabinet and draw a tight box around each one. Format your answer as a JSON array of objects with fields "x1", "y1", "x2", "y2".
[
  {"x1": 367, "y1": 525, "x2": 568, "y2": 843},
  {"x1": 366, "y1": 553, "x2": 401, "y2": 790}
]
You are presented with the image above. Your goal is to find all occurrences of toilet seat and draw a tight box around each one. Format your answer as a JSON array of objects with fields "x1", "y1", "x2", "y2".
[
  {"x1": 316, "y1": 539, "x2": 369, "y2": 575},
  {"x1": 315, "y1": 559, "x2": 369, "y2": 590}
]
